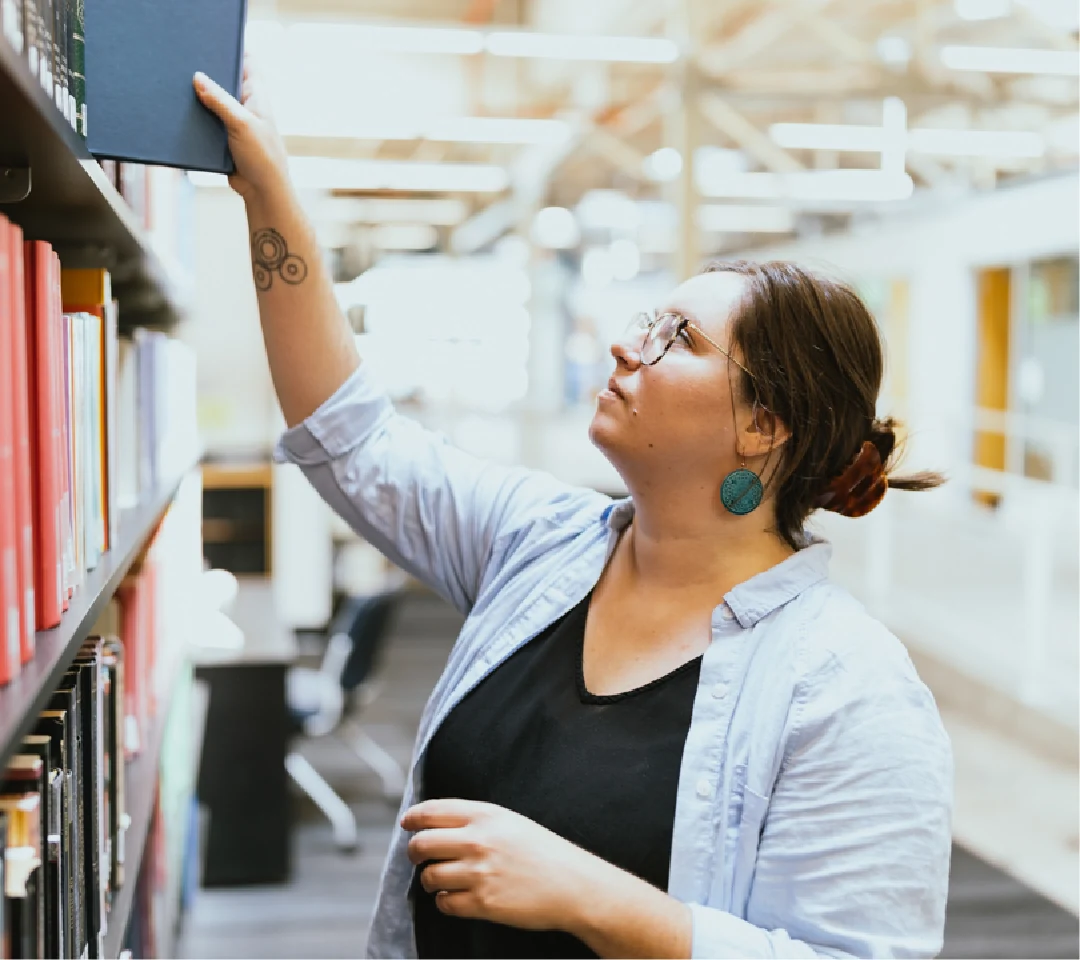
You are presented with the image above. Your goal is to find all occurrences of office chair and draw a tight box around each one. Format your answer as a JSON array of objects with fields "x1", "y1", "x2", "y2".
[{"x1": 285, "y1": 587, "x2": 406, "y2": 852}]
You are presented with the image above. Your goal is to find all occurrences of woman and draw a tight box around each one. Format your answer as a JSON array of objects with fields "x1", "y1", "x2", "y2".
[{"x1": 194, "y1": 66, "x2": 953, "y2": 960}]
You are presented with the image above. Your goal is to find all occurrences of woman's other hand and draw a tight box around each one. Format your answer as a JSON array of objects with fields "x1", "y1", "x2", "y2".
[
  {"x1": 193, "y1": 56, "x2": 289, "y2": 202},
  {"x1": 402, "y1": 798, "x2": 598, "y2": 933}
]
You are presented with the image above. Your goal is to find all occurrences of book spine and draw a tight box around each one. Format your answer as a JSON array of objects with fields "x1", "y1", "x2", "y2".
[
  {"x1": 68, "y1": 0, "x2": 84, "y2": 138},
  {"x1": 53, "y1": 257, "x2": 75, "y2": 607},
  {"x1": 21, "y1": 0, "x2": 41, "y2": 91},
  {"x1": 37, "y1": 0, "x2": 52, "y2": 100},
  {"x1": 24, "y1": 242, "x2": 63, "y2": 631},
  {"x1": 2, "y1": 0, "x2": 24, "y2": 55},
  {"x1": 0, "y1": 219, "x2": 20, "y2": 684},
  {"x1": 5, "y1": 220, "x2": 36, "y2": 664},
  {"x1": 50, "y1": 0, "x2": 62, "y2": 114}
]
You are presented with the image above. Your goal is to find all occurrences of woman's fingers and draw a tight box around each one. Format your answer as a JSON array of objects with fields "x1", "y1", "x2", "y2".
[
  {"x1": 401, "y1": 798, "x2": 487, "y2": 832},
  {"x1": 193, "y1": 72, "x2": 249, "y2": 135},
  {"x1": 420, "y1": 861, "x2": 473, "y2": 894},
  {"x1": 407, "y1": 827, "x2": 479, "y2": 866}
]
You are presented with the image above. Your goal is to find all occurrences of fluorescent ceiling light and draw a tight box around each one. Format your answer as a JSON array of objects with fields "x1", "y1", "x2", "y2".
[
  {"x1": 263, "y1": 19, "x2": 680, "y2": 63},
  {"x1": 643, "y1": 147, "x2": 684, "y2": 182},
  {"x1": 955, "y1": 0, "x2": 1011, "y2": 20},
  {"x1": 279, "y1": 115, "x2": 570, "y2": 145},
  {"x1": 697, "y1": 205, "x2": 796, "y2": 233},
  {"x1": 426, "y1": 117, "x2": 572, "y2": 144},
  {"x1": 941, "y1": 45, "x2": 1080, "y2": 75},
  {"x1": 698, "y1": 170, "x2": 914, "y2": 202},
  {"x1": 288, "y1": 157, "x2": 509, "y2": 193},
  {"x1": 771, "y1": 123, "x2": 886, "y2": 152},
  {"x1": 907, "y1": 129, "x2": 1044, "y2": 157},
  {"x1": 771, "y1": 121, "x2": 1046, "y2": 158},
  {"x1": 486, "y1": 31, "x2": 679, "y2": 63},
  {"x1": 312, "y1": 198, "x2": 469, "y2": 225},
  {"x1": 288, "y1": 22, "x2": 484, "y2": 55}
]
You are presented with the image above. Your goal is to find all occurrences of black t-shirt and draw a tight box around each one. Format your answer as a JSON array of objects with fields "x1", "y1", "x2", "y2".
[{"x1": 412, "y1": 593, "x2": 703, "y2": 959}]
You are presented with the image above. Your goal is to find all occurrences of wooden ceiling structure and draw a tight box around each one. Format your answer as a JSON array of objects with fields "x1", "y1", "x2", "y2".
[{"x1": 248, "y1": 0, "x2": 1079, "y2": 266}]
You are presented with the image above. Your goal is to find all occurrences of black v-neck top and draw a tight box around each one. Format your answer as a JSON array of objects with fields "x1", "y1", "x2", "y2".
[{"x1": 411, "y1": 593, "x2": 703, "y2": 959}]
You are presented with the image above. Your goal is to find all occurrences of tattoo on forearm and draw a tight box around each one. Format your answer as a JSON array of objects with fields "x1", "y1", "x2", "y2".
[{"x1": 251, "y1": 227, "x2": 309, "y2": 292}]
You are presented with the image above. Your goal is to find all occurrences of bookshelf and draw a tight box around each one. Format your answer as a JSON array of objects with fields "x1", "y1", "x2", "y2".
[
  {"x1": 0, "y1": 32, "x2": 187, "y2": 327},
  {"x1": 0, "y1": 468, "x2": 193, "y2": 773},
  {"x1": 1, "y1": 20, "x2": 200, "y2": 958}
]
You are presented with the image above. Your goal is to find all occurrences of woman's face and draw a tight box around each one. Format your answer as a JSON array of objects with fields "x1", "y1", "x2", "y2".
[{"x1": 589, "y1": 271, "x2": 757, "y2": 492}]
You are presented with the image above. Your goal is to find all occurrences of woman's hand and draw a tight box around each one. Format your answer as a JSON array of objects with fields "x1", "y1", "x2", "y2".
[
  {"x1": 193, "y1": 56, "x2": 290, "y2": 202},
  {"x1": 403, "y1": 799, "x2": 692, "y2": 958},
  {"x1": 402, "y1": 798, "x2": 599, "y2": 933}
]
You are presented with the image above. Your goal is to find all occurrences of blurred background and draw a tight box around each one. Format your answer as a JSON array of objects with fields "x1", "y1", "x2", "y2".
[{"x1": 168, "y1": 0, "x2": 1077, "y2": 957}]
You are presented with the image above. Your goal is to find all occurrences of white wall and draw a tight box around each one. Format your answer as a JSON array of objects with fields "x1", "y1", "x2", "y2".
[{"x1": 734, "y1": 173, "x2": 1080, "y2": 488}]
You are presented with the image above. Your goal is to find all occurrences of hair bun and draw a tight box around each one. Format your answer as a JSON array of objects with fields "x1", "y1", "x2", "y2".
[
  {"x1": 813, "y1": 440, "x2": 889, "y2": 518},
  {"x1": 868, "y1": 418, "x2": 898, "y2": 464}
]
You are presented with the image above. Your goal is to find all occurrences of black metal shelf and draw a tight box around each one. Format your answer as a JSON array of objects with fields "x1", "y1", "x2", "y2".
[
  {"x1": 0, "y1": 472, "x2": 189, "y2": 772},
  {"x1": 0, "y1": 34, "x2": 187, "y2": 326}
]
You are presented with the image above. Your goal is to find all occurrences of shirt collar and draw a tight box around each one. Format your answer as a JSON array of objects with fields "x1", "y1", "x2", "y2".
[{"x1": 599, "y1": 498, "x2": 831, "y2": 628}]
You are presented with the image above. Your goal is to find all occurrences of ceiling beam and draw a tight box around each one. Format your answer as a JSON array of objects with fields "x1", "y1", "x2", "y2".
[
  {"x1": 697, "y1": 0, "x2": 838, "y2": 77},
  {"x1": 699, "y1": 92, "x2": 806, "y2": 172}
]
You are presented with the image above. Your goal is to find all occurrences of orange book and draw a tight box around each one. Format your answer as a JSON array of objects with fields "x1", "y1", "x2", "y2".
[
  {"x1": 6, "y1": 220, "x2": 36, "y2": 663},
  {"x1": 0, "y1": 218, "x2": 20, "y2": 681},
  {"x1": 24, "y1": 242, "x2": 64, "y2": 630}
]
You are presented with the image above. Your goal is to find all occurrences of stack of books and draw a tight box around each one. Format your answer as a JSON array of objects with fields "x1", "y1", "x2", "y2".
[
  {"x1": 0, "y1": 213, "x2": 199, "y2": 686},
  {"x1": 0, "y1": 505, "x2": 192, "y2": 959},
  {"x1": 0, "y1": 0, "x2": 87, "y2": 137}
]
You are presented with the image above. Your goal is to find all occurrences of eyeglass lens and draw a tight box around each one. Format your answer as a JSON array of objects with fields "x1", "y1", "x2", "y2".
[{"x1": 641, "y1": 312, "x2": 681, "y2": 364}]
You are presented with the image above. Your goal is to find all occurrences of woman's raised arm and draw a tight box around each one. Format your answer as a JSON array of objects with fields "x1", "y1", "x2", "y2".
[{"x1": 193, "y1": 62, "x2": 360, "y2": 428}]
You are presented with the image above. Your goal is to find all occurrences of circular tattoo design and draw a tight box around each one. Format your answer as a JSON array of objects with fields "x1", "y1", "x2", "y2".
[
  {"x1": 253, "y1": 228, "x2": 287, "y2": 271},
  {"x1": 253, "y1": 264, "x2": 273, "y2": 292},
  {"x1": 279, "y1": 254, "x2": 308, "y2": 285}
]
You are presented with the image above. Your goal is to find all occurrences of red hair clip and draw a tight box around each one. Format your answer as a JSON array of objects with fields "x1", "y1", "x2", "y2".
[{"x1": 814, "y1": 441, "x2": 889, "y2": 518}]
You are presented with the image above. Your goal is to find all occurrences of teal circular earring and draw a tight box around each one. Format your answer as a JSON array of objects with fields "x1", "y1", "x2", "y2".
[{"x1": 721, "y1": 465, "x2": 763, "y2": 516}]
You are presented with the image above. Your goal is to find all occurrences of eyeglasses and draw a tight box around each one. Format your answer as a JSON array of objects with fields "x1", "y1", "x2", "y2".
[{"x1": 625, "y1": 311, "x2": 754, "y2": 378}]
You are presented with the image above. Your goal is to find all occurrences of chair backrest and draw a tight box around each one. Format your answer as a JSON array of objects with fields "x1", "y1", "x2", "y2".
[{"x1": 324, "y1": 589, "x2": 402, "y2": 694}]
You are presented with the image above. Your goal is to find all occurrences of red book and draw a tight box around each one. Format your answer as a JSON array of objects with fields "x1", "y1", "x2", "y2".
[
  {"x1": 52, "y1": 253, "x2": 73, "y2": 607},
  {"x1": 24, "y1": 241, "x2": 64, "y2": 630},
  {"x1": 0, "y1": 219, "x2": 20, "y2": 682},
  {"x1": 6, "y1": 221, "x2": 36, "y2": 663}
]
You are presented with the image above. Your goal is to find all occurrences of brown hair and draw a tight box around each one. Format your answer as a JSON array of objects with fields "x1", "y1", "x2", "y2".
[{"x1": 703, "y1": 260, "x2": 943, "y2": 548}]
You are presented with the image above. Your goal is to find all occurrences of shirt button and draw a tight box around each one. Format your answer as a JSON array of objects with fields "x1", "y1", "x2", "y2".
[
  {"x1": 720, "y1": 605, "x2": 735, "y2": 621},
  {"x1": 711, "y1": 682, "x2": 729, "y2": 700},
  {"x1": 695, "y1": 778, "x2": 712, "y2": 800}
]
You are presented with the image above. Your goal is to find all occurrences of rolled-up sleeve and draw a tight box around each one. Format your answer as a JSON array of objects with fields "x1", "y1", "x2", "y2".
[
  {"x1": 274, "y1": 364, "x2": 601, "y2": 613},
  {"x1": 687, "y1": 630, "x2": 953, "y2": 959}
]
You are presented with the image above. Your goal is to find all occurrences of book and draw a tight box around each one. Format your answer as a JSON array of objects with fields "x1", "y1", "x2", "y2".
[
  {"x1": 1, "y1": 0, "x2": 23, "y2": 55},
  {"x1": 84, "y1": 0, "x2": 247, "y2": 174},
  {"x1": 2, "y1": 753, "x2": 47, "y2": 958},
  {"x1": 0, "y1": 221, "x2": 20, "y2": 684},
  {"x1": 23, "y1": 241, "x2": 64, "y2": 632},
  {"x1": 6, "y1": 220, "x2": 37, "y2": 666},
  {"x1": 0, "y1": 793, "x2": 43, "y2": 960},
  {"x1": 36, "y1": 707, "x2": 81, "y2": 959},
  {"x1": 50, "y1": 0, "x2": 64, "y2": 117},
  {"x1": 68, "y1": 0, "x2": 85, "y2": 136},
  {"x1": 22, "y1": 732, "x2": 67, "y2": 960}
]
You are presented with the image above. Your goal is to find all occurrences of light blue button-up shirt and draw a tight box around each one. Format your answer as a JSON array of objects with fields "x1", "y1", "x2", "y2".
[{"x1": 275, "y1": 365, "x2": 953, "y2": 959}]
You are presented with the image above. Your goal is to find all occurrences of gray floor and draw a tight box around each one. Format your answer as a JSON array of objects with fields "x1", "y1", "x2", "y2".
[{"x1": 177, "y1": 590, "x2": 1080, "y2": 960}]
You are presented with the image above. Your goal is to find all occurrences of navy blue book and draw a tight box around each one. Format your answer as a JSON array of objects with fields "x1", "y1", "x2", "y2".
[{"x1": 85, "y1": 0, "x2": 247, "y2": 174}]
